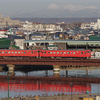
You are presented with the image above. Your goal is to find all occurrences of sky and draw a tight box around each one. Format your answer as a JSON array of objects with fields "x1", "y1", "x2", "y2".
[{"x1": 0, "y1": 0, "x2": 100, "y2": 18}]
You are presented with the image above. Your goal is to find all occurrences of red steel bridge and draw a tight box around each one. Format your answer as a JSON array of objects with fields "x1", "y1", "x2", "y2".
[{"x1": 0, "y1": 58, "x2": 100, "y2": 66}]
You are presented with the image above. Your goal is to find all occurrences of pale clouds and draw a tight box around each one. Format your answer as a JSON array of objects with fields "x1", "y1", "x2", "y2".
[
  {"x1": 47, "y1": 4, "x2": 59, "y2": 10},
  {"x1": 47, "y1": 4, "x2": 98, "y2": 11},
  {"x1": 63, "y1": 5, "x2": 98, "y2": 11}
]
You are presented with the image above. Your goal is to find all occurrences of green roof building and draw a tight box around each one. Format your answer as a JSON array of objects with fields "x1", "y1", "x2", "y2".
[
  {"x1": 89, "y1": 36, "x2": 100, "y2": 40},
  {"x1": 0, "y1": 38, "x2": 12, "y2": 49}
]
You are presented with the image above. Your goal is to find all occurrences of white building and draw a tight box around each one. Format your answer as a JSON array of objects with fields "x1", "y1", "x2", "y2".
[{"x1": 81, "y1": 19, "x2": 100, "y2": 30}]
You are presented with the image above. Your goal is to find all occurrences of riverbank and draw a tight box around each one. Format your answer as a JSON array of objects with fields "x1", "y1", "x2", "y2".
[{"x1": 0, "y1": 93, "x2": 100, "y2": 100}]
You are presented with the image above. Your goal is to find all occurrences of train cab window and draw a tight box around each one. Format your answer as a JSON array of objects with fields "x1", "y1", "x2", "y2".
[
  {"x1": 54, "y1": 52, "x2": 56, "y2": 54},
  {"x1": 60, "y1": 52, "x2": 63, "y2": 54},
  {"x1": 81, "y1": 52, "x2": 83, "y2": 54},
  {"x1": 64, "y1": 52, "x2": 66, "y2": 54},
  {"x1": 31, "y1": 51, "x2": 33, "y2": 54},
  {"x1": 18, "y1": 52, "x2": 20, "y2": 54},
  {"x1": 67, "y1": 52, "x2": 69, "y2": 54},
  {"x1": 50, "y1": 52, "x2": 52, "y2": 54},
  {"x1": 24, "y1": 52, "x2": 26, "y2": 54},
  {"x1": 5, "y1": 52, "x2": 7, "y2": 53},
  {"x1": 57, "y1": 52, "x2": 59, "y2": 54},
  {"x1": 73, "y1": 52, "x2": 75, "y2": 54}
]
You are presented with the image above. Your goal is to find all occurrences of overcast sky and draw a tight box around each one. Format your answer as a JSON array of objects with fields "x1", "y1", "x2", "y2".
[{"x1": 0, "y1": 0, "x2": 99, "y2": 17}]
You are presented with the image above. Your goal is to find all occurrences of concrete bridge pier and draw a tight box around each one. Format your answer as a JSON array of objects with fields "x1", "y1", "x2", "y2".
[
  {"x1": 65, "y1": 70, "x2": 68, "y2": 77},
  {"x1": 86, "y1": 69, "x2": 88, "y2": 77},
  {"x1": 53, "y1": 65, "x2": 60, "y2": 77},
  {"x1": 44, "y1": 70, "x2": 48, "y2": 77},
  {"x1": 7, "y1": 65, "x2": 15, "y2": 76},
  {"x1": 0, "y1": 66, "x2": 4, "y2": 72}
]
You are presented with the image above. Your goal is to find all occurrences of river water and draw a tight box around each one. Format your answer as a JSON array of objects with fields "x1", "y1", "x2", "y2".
[{"x1": 0, "y1": 69, "x2": 100, "y2": 98}]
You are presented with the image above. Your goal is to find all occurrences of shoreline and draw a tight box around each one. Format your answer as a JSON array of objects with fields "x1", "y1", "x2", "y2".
[{"x1": 0, "y1": 93, "x2": 99, "y2": 100}]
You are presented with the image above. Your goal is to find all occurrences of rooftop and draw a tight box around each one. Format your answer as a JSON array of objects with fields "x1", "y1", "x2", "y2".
[{"x1": 23, "y1": 39, "x2": 100, "y2": 45}]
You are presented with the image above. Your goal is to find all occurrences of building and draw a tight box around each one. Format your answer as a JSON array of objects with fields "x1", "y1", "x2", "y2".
[
  {"x1": 12, "y1": 36, "x2": 25, "y2": 49},
  {"x1": 80, "y1": 19, "x2": 100, "y2": 30},
  {"x1": 22, "y1": 21, "x2": 63, "y2": 33},
  {"x1": 0, "y1": 38, "x2": 12, "y2": 49},
  {"x1": 0, "y1": 13, "x2": 20, "y2": 28}
]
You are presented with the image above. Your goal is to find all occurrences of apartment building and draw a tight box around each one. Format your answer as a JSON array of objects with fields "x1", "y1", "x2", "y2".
[
  {"x1": 81, "y1": 19, "x2": 100, "y2": 30},
  {"x1": 23, "y1": 21, "x2": 63, "y2": 32}
]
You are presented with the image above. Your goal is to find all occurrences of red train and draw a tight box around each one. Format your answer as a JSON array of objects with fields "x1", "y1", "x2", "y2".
[{"x1": 0, "y1": 49, "x2": 91, "y2": 58}]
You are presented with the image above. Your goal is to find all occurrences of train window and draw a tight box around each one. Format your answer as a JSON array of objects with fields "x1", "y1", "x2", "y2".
[
  {"x1": 44, "y1": 52, "x2": 46, "y2": 54},
  {"x1": 81, "y1": 52, "x2": 83, "y2": 54},
  {"x1": 15, "y1": 52, "x2": 17, "y2": 53},
  {"x1": 18, "y1": 52, "x2": 20, "y2": 54},
  {"x1": 0, "y1": 52, "x2": 1, "y2": 53},
  {"x1": 24, "y1": 52, "x2": 26, "y2": 53},
  {"x1": 73, "y1": 52, "x2": 75, "y2": 54},
  {"x1": 48, "y1": 52, "x2": 50, "y2": 54},
  {"x1": 2, "y1": 52, "x2": 4, "y2": 53},
  {"x1": 67, "y1": 52, "x2": 69, "y2": 54},
  {"x1": 8, "y1": 52, "x2": 10, "y2": 53},
  {"x1": 5, "y1": 52, "x2": 7, "y2": 53},
  {"x1": 64, "y1": 52, "x2": 66, "y2": 54},
  {"x1": 54, "y1": 52, "x2": 56, "y2": 54},
  {"x1": 31, "y1": 51, "x2": 33, "y2": 54},
  {"x1": 57, "y1": 52, "x2": 59, "y2": 54},
  {"x1": 50, "y1": 52, "x2": 52, "y2": 54},
  {"x1": 60, "y1": 52, "x2": 63, "y2": 54},
  {"x1": 84, "y1": 52, "x2": 86, "y2": 54},
  {"x1": 12, "y1": 52, "x2": 14, "y2": 53},
  {"x1": 71, "y1": 52, "x2": 72, "y2": 54}
]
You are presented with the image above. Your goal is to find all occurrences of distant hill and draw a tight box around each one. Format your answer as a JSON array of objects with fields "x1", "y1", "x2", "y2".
[
  {"x1": 11, "y1": 18, "x2": 98, "y2": 24},
  {"x1": 10, "y1": 8, "x2": 100, "y2": 18}
]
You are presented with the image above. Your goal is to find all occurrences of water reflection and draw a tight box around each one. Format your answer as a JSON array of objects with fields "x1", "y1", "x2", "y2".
[
  {"x1": 0, "y1": 80, "x2": 91, "y2": 98},
  {"x1": 0, "y1": 67, "x2": 100, "y2": 98}
]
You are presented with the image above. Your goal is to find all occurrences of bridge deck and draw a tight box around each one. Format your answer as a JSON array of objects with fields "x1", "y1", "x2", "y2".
[{"x1": 0, "y1": 58, "x2": 100, "y2": 66}]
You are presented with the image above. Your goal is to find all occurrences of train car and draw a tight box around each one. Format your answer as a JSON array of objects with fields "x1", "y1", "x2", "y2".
[
  {"x1": 39, "y1": 49, "x2": 91, "y2": 58},
  {"x1": 0, "y1": 49, "x2": 38, "y2": 57}
]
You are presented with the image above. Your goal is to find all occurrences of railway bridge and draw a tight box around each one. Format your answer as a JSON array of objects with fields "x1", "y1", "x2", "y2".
[{"x1": 0, "y1": 58, "x2": 100, "y2": 76}]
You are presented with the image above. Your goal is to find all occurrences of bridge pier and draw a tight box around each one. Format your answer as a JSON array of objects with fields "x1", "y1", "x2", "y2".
[
  {"x1": 0, "y1": 66, "x2": 4, "y2": 72},
  {"x1": 86, "y1": 69, "x2": 88, "y2": 77},
  {"x1": 65, "y1": 70, "x2": 68, "y2": 77},
  {"x1": 53, "y1": 65, "x2": 60, "y2": 77},
  {"x1": 44, "y1": 70, "x2": 48, "y2": 77},
  {"x1": 7, "y1": 65, "x2": 15, "y2": 76}
]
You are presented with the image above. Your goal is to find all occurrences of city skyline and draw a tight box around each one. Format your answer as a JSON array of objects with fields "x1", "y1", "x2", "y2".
[{"x1": 0, "y1": 0, "x2": 100, "y2": 18}]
